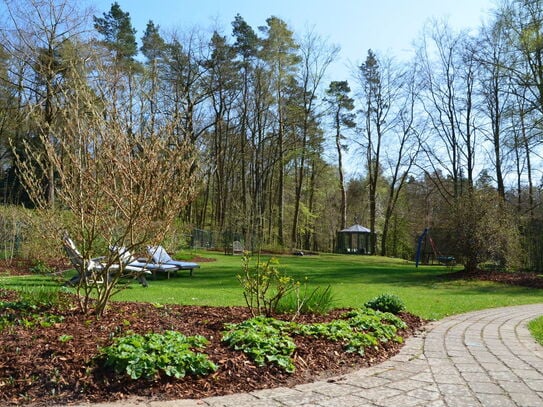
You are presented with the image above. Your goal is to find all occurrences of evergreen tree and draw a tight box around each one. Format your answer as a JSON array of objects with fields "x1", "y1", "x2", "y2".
[
  {"x1": 325, "y1": 81, "x2": 355, "y2": 230},
  {"x1": 140, "y1": 20, "x2": 167, "y2": 133},
  {"x1": 94, "y1": 2, "x2": 138, "y2": 65},
  {"x1": 259, "y1": 16, "x2": 300, "y2": 247},
  {"x1": 358, "y1": 50, "x2": 384, "y2": 254}
]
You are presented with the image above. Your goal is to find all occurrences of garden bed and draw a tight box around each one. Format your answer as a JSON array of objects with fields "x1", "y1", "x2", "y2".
[{"x1": 0, "y1": 288, "x2": 424, "y2": 406}]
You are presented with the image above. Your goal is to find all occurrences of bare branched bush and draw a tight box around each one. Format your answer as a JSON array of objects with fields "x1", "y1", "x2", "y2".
[{"x1": 13, "y1": 55, "x2": 199, "y2": 315}]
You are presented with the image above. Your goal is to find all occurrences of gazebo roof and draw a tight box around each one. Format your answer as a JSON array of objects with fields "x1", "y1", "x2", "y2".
[{"x1": 339, "y1": 224, "x2": 371, "y2": 233}]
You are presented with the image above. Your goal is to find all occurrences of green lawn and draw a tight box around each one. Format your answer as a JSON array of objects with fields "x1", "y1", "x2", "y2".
[
  {"x1": 529, "y1": 316, "x2": 543, "y2": 346},
  {"x1": 1, "y1": 252, "x2": 542, "y2": 320}
]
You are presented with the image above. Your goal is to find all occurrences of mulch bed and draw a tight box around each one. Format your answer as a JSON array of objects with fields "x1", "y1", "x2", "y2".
[
  {"x1": 445, "y1": 268, "x2": 543, "y2": 289},
  {"x1": 0, "y1": 291, "x2": 424, "y2": 406}
]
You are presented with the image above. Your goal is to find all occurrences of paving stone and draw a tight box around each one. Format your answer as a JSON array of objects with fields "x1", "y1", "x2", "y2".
[
  {"x1": 432, "y1": 372, "x2": 465, "y2": 385},
  {"x1": 437, "y1": 383, "x2": 471, "y2": 395},
  {"x1": 394, "y1": 358, "x2": 428, "y2": 372},
  {"x1": 461, "y1": 372, "x2": 493, "y2": 383},
  {"x1": 374, "y1": 368, "x2": 414, "y2": 381},
  {"x1": 455, "y1": 362, "x2": 484, "y2": 373},
  {"x1": 409, "y1": 371, "x2": 435, "y2": 383},
  {"x1": 373, "y1": 394, "x2": 423, "y2": 407},
  {"x1": 512, "y1": 369, "x2": 543, "y2": 380},
  {"x1": 354, "y1": 387, "x2": 402, "y2": 402},
  {"x1": 442, "y1": 394, "x2": 481, "y2": 407},
  {"x1": 387, "y1": 378, "x2": 428, "y2": 392},
  {"x1": 251, "y1": 387, "x2": 302, "y2": 399},
  {"x1": 481, "y1": 362, "x2": 512, "y2": 372},
  {"x1": 423, "y1": 400, "x2": 447, "y2": 407},
  {"x1": 427, "y1": 357, "x2": 454, "y2": 367},
  {"x1": 271, "y1": 390, "x2": 331, "y2": 406},
  {"x1": 473, "y1": 353, "x2": 501, "y2": 364},
  {"x1": 423, "y1": 350, "x2": 448, "y2": 359},
  {"x1": 508, "y1": 391, "x2": 543, "y2": 406},
  {"x1": 151, "y1": 400, "x2": 210, "y2": 406},
  {"x1": 489, "y1": 371, "x2": 521, "y2": 383},
  {"x1": 406, "y1": 385, "x2": 441, "y2": 402},
  {"x1": 468, "y1": 381, "x2": 505, "y2": 395},
  {"x1": 525, "y1": 379, "x2": 543, "y2": 392},
  {"x1": 315, "y1": 394, "x2": 377, "y2": 407},
  {"x1": 475, "y1": 393, "x2": 517, "y2": 407},
  {"x1": 294, "y1": 382, "x2": 353, "y2": 397},
  {"x1": 341, "y1": 375, "x2": 390, "y2": 389},
  {"x1": 203, "y1": 393, "x2": 269, "y2": 407},
  {"x1": 497, "y1": 380, "x2": 533, "y2": 393}
]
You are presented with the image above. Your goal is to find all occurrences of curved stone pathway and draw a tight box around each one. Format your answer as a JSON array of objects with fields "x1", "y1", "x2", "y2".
[{"x1": 64, "y1": 304, "x2": 543, "y2": 407}]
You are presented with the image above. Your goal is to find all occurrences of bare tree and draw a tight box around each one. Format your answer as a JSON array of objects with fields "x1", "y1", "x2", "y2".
[
  {"x1": 476, "y1": 19, "x2": 512, "y2": 200},
  {"x1": 14, "y1": 46, "x2": 198, "y2": 316},
  {"x1": 356, "y1": 50, "x2": 402, "y2": 254},
  {"x1": 380, "y1": 64, "x2": 421, "y2": 256},
  {"x1": 1, "y1": 0, "x2": 93, "y2": 207},
  {"x1": 290, "y1": 29, "x2": 338, "y2": 248}
]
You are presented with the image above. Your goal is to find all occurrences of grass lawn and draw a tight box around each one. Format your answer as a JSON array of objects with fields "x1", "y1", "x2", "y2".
[
  {"x1": 529, "y1": 316, "x2": 543, "y2": 346},
  {"x1": 1, "y1": 251, "x2": 542, "y2": 320}
]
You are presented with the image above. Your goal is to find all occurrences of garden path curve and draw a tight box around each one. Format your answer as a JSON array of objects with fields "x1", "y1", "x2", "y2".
[{"x1": 65, "y1": 303, "x2": 543, "y2": 407}]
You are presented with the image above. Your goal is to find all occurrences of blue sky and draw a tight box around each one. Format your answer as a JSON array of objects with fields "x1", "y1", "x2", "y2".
[{"x1": 92, "y1": 0, "x2": 496, "y2": 81}]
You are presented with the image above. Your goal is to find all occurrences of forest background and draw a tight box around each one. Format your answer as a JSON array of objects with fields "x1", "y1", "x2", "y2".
[{"x1": 0, "y1": 0, "x2": 542, "y2": 272}]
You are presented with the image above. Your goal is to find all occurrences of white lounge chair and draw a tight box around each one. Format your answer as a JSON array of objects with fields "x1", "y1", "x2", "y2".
[
  {"x1": 63, "y1": 235, "x2": 151, "y2": 287},
  {"x1": 147, "y1": 245, "x2": 200, "y2": 277},
  {"x1": 111, "y1": 246, "x2": 179, "y2": 279}
]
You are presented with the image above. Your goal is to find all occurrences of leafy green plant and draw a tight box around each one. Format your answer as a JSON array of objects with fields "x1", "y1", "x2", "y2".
[
  {"x1": 364, "y1": 294, "x2": 406, "y2": 314},
  {"x1": 238, "y1": 254, "x2": 299, "y2": 316},
  {"x1": 223, "y1": 308, "x2": 408, "y2": 370},
  {"x1": 100, "y1": 330, "x2": 217, "y2": 380},
  {"x1": 222, "y1": 316, "x2": 297, "y2": 373},
  {"x1": 276, "y1": 284, "x2": 335, "y2": 316},
  {"x1": 295, "y1": 308, "x2": 406, "y2": 355},
  {"x1": 37, "y1": 314, "x2": 65, "y2": 327},
  {"x1": 58, "y1": 334, "x2": 74, "y2": 343}
]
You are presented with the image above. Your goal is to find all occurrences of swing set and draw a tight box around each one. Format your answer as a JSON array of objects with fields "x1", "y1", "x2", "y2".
[{"x1": 415, "y1": 228, "x2": 456, "y2": 267}]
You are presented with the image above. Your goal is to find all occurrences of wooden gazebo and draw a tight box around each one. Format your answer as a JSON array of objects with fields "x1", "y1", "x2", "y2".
[{"x1": 336, "y1": 224, "x2": 373, "y2": 254}]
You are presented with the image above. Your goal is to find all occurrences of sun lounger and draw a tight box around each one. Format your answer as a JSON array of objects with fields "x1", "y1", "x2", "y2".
[
  {"x1": 147, "y1": 245, "x2": 200, "y2": 277},
  {"x1": 111, "y1": 246, "x2": 179, "y2": 279},
  {"x1": 63, "y1": 235, "x2": 151, "y2": 287}
]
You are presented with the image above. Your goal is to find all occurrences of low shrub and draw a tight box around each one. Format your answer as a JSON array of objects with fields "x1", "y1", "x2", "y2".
[
  {"x1": 238, "y1": 254, "x2": 299, "y2": 316},
  {"x1": 364, "y1": 294, "x2": 405, "y2": 314},
  {"x1": 100, "y1": 330, "x2": 217, "y2": 380}
]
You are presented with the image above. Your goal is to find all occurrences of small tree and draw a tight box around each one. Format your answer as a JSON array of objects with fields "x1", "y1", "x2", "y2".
[
  {"x1": 14, "y1": 51, "x2": 198, "y2": 315},
  {"x1": 238, "y1": 253, "x2": 298, "y2": 317},
  {"x1": 448, "y1": 189, "x2": 522, "y2": 272}
]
